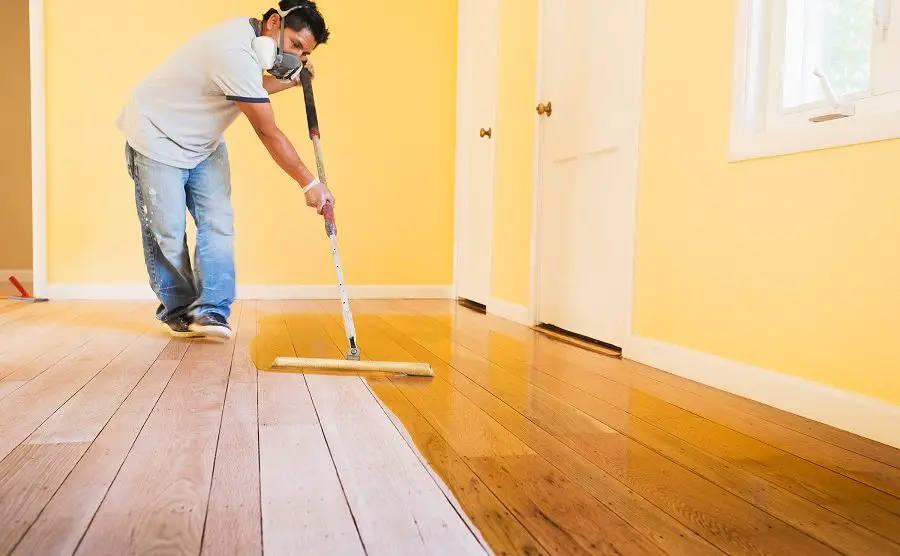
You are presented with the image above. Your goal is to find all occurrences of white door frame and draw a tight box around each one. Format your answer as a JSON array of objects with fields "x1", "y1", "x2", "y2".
[
  {"x1": 452, "y1": 0, "x2": 499, "y2": 305},
  {"x1": 527, "y1": 0, "x2": 649, "y2": 348},
  {"x1": 29, "y1": 0, "x2": 47, "y2": 297}
]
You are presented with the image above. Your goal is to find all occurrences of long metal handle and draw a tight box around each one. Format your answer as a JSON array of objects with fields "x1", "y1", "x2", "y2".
[
  {"x1": 326, "y1": 220, "x2": 360, "y2": 360},
  {"x1": 299, "y1": 67, "x2": 360, "y2": 360}
]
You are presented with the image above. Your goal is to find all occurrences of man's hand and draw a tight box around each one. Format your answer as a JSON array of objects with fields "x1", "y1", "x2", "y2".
[
  {"x1": 262, "y1": 62, "x2": 312, "y2": 94},
  {"x1": 304, "y1": 179, "x2": 335, "y2": 214},
  {"x1": 290, "y1": 60, "x2": 314, "y2": 87}
]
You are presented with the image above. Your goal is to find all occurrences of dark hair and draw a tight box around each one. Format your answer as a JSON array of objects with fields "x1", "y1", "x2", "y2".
[{"x1": 263, "y1": 0, "x2": 330, "y2": 45}]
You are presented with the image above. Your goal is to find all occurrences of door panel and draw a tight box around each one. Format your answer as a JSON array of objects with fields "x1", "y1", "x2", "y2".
[
  {"x1": 456, "y1": 0, "x2": 500, "y2": 306},
  {"x1": 537, "y1": 0, "x2": 645, "y2": 347}
]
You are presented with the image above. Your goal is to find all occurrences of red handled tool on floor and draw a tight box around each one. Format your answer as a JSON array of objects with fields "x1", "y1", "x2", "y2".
[
  {"x1": 6, "y1": 275, "x2": 48, "y2": 303},
  {"x1": 269, "y1": 67, "x2": 433, "y2": 377}
]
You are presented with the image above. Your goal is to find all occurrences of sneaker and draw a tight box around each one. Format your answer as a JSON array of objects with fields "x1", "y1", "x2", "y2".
[
  {"x1": 189, "y1": 313, "x2": 233, "y2": 339},
  {"x1": 164, "y1": 315, "x2": 206, "y2": 338}
]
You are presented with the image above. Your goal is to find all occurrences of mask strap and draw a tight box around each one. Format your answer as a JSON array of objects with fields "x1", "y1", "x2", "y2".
[{"x1": 277, "y1": 5, "x2": 304, "y2": 54}]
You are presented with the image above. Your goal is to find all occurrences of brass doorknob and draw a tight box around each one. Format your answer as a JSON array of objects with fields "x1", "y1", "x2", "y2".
[
  {"x1": 480, "y1": 127, "x2": 492, "y2": 138},
  {"x1": 536, "y1": 101, "x2": 552, "y2": 116}
]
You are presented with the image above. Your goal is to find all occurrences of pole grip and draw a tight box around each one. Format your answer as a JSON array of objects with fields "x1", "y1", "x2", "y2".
[
  {"x1": 322, "y1": 202, "x2": 336, "y2": 236},
  {"x1": 299, "y1": 67, "x2": 319, "y2": 139}
]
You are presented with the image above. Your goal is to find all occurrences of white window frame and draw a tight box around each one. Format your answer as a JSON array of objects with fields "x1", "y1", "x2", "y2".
[{"x1": 730, "y1": 0, "x2": 900, "y2": 161}]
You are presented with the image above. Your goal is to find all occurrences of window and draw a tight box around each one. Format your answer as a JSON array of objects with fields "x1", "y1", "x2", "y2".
[{"x1": 730, "y1": 0, "x2": 900, "y2": 160}]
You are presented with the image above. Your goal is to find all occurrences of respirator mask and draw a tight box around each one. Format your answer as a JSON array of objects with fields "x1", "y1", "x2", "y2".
[{"x1": 252, "y1": 6, "x2": 306, "y2": 81}]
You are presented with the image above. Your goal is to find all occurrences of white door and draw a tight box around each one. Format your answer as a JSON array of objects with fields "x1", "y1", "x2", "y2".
[
  {"x1": 536, "y1": 0, "x2": 646, "y2": 348},
  {"x1": 455, "y1": 0, "x2": 500, "y2": 307}
]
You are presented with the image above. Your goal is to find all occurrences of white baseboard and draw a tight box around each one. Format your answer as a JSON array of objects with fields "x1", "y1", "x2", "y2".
[
  {"x1": 44, "y1": 284, "x2": 453, "y2": 301},
  {"x1": 487, "y1": 297, "x2": 532, "y2": 326},
  {"x1": 624, "y1": 335, "x2": 900, "y2": 449},
  {"x1": 1, "y1": 270, "x2": 34, "y2": 283}
]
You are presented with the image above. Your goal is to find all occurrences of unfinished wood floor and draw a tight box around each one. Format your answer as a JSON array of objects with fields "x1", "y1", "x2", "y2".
[{"x1": 0, "y1": 298, "x2": 898, "y2": 555}]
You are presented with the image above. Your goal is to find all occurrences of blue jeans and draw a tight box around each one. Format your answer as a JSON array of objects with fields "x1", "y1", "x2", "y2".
[{"x1": 126, "y1": 142, "x2": 235, "y2": 323}]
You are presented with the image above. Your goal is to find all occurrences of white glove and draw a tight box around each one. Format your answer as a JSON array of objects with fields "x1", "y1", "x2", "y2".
[{"x1": 303, "y1": 177, "x2": 335, "y2": 214}]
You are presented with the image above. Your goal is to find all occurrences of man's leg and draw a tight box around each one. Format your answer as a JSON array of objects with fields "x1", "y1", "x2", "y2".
[
  {"x1": 184, "y1": 142, "x2": 236, "y2": 338},
  {"x1": 126, "y1": 143, "x2": 202, "y2": 335}
]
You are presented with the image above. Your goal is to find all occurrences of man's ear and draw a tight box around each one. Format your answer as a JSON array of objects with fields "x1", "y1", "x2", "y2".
[{"x1": 266, "y1": 13, "x2": 282, "y2": 33}]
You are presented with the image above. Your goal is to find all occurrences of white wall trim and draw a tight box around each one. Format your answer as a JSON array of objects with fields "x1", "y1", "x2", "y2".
[
  {"x1": 487, "y1": 297, "x2": 530, "y2": 326},
  {"x1": 624, "y1": 335, "x2": 900, "y2": 449},
  {"x1": 29, "y1": 0, "x2": 47, "y2": 299},
  {"x1": 44, "y1": 284, "x2": 453, "y2": 301},
  {"x1": 526, "y1": 0, "x2": 545, "y2": 328},
  {"x1": 730, "y1": 113, "x2": 900, "y2": 161},
  {"x1": 621, "y1": 1, "x2": 650, "y2": 352},
  {"x1": 451, "y1": 1, "x2": 468, "y2": 301}
]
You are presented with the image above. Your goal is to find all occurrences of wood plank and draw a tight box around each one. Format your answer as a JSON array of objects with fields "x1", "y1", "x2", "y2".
[
  {"x1": 0, "y1": 304, "x2": 150, "y2": 462},
  {"x1": 0, "y1": 381, "x2": 25, "y2": 401},
  {"x1": 12, "y1": 359, "x2": 180, "y2": 556},
  {"x1": 321, "y1": 304, "x2": 672, "y2": 556},
  {"x1": 0, "y1": 317, "x2": 171, "y2": 542},
  {"x1": 309, "y1": 373, "x2": 488, "y2": 554},
  {"x1": 416, "y1": 303, "x2": 900, "y2": 543},
  {"x1": 0, "y1": 303, "x2": 28, "y2": 318},
  {"x1": 461, "y1": 343, "x2": 898, "y2": 554},
  {"x1": 369, "y1": 307, "x2": 841, "y2": 556},
  {"x1": 255, "y1": 301, "x2": 364, "y2": 555},
  {"x1": 201, "y1": 301, "x2": 263, "y2": 556},
  {"x1": 0, "y1": 325, "x2": 172, "y2": 554},
  {"x1": 628, "y1": 361, "x2": 900, "y2": 469},
  {"x1": 0, "y1": 443, "x2": 90, "y2": 551},
  {"x1": 434, "y1": 333, "x2": 900, "y2": 554},
  {"x1": 0, "y1": 299, "x2": 76, "y2": 347},
  {"x1": 623, "y1": 361, "x2": 900, "y2": 495},
  {"x1": 368, "y1": 378, "x2": 547, "y2": 556},
  {"x1": 407, "y1": 313, "x2": 900, "y2": 553},
  {"x1": 0, "y1": 302, "x2": 143, "y2": 384},
  {"x1": 312, "y1": 301, "x2": 540, "y2": 554},
  {"x1": 475, "y1": 306, "x2": 900, "y2": 476},
  {"x1": 284, "y1": 302, "x2": 487, "y2": 554},
  {"x1": 159, "y1": 337, "x2": 193, "y2": 362},
  {"x1": 0, "y1": 302, "x2": 107, "y2": 380},
  {"x1": 26, "y1": 328, "x2": 172, "y2": 445},
  {"x1": 74, "y1": 306, "x2": 241, "y2": 555},
  {"x1": 227, "y1": 299, "x2": 257, "y2": 384}
]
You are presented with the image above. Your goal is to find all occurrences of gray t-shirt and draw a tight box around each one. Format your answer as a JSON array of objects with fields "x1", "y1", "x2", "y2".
[{"x1": 117, "y1": 17, "x2": 269, "y2": 169}]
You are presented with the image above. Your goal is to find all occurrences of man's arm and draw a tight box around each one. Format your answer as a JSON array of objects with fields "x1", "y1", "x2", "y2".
[
  {"x1": 236, "y1": 100, "x2": 334, "y2": 212},
  {"x1": 262, "y1": 61, "x2": 314, "y2": 95},
  {"x1": 263, "y1": 75, "x2": 296, "y2": 95},
  {"x1": 236, "y1": 100, "x2": 315, "y2": 185}
]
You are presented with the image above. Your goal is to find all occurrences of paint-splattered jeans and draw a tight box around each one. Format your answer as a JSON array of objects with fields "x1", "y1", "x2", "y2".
[{"x1": 125, "y1": 142, "x2": 235, "y2": 323}]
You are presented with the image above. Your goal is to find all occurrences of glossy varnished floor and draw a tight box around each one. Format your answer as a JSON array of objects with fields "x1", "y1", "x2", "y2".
[{"x1": 0, "y1": 298, "x2": 898, "y2": 555}]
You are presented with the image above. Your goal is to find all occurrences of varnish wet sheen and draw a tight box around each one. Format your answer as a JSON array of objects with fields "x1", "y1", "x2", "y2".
[{"x1": 0, "y1": 298, "x2": 897, "y2": 555}]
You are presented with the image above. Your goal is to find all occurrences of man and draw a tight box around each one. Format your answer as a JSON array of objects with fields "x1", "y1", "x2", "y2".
[{"x1": 117, "y1": 1, "x2": 332, "y2": 339}]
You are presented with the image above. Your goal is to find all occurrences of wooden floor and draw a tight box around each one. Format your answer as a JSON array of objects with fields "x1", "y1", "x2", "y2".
[{"x1": 0, "y1": 298, "x2": 898, "y2": 555}]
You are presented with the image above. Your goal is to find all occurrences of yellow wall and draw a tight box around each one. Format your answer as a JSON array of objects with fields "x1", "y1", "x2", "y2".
[
  {"x1": 0, "y1": 0, "x2": 32, "y2": 271},
  {"x1": 490, "y1": 0, "x2": 538, "y2": 307},
  {"x1": 486, "y1": 0, "x2": 899, "y2": 405},
  {"x1": 45, "y1": 0, "x2": 457, "y2": 286},
  {"x1": 633, "y1": 0, "x2": 900, "y2": 404}
]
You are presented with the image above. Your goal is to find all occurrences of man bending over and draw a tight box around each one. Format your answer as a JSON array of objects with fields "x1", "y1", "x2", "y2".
[{"x1": 117, "y1": 0, "x2": 332, "y2": 339}]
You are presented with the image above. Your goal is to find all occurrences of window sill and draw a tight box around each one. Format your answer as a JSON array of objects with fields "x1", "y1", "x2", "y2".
[{"x1": 729, "y1": 109, "x2": 900, "y2": 162}]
